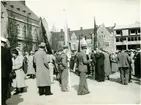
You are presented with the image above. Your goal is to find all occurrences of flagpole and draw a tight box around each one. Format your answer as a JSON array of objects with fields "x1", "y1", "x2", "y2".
[
  {"x1": 63, "y1": 9, "x2": 68, "y2": 46},
  {"x1": 93, "y1": 17, "x2": 97, "y2": 50}
]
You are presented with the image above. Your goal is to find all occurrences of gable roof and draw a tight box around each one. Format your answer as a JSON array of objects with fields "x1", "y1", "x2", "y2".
[
  {"x1": 52, "y1": 25, "x2": 114, "y2": 41},
  {"x1": 3, "y1": 1, "x2": 39, "y2": 21}
]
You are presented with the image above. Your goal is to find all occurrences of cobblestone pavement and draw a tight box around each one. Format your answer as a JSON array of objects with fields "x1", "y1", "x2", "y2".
[{"x1": 7, "y1": 72, "x2": 141, "y2": 105}]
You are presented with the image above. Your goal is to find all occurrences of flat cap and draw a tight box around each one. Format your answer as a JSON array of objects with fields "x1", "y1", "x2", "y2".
[{"x1": 39, "y1": 42, "x2": 46, "y2": 48}]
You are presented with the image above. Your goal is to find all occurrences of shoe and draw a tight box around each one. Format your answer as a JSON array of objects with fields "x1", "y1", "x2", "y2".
[
  {"x1": 13, "y1": 91, "x2": 20, "y2": 95},
  {"x1": 124, "y1": 83, "x2": 128, "y2": 85},
  {"x1": 45, "y1": 93, "x2": 53, "y2": 95},
  {"x1": 39, "y1": 93, "x2": 44, "y2": 96}
]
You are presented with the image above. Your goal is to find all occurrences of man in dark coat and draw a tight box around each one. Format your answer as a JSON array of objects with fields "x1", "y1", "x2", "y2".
[
  {"x1": 76, "y1": 44, "x2": 92, "y2": 95},
  {"x1": 91, "y1": 50, "x2": 96, "y2": 79},
  {"x1": 1, "y1": 37, "x2": 12, "y2": 105},
  {"x1": 117, "y1": 50, "x2": 131, "y2": 85},
  {"x1": 95, "y1": 48, "x2": 105, "y2": 82},
  {"x1": 134, "y1": 49, "x2": 141, "y2": 78}
]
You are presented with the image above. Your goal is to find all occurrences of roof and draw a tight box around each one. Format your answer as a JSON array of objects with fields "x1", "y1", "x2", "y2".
[
  {"x1": 106, "y1": 27, "x2": 114, "y2": 33},
  {"x1": 52, "y1": 25, "x2": 113, "y2": 41},
  {"x1": 3, "y1": 1, "x2": 39, "y2": 21},
  {"x1": 114, "y1": 23, "x2": 140, "y2": 30}
]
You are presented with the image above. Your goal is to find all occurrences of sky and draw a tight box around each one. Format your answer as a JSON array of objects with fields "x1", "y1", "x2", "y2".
[{"x1": 26, "y1": 0, "x2": 140, "y2": 31}]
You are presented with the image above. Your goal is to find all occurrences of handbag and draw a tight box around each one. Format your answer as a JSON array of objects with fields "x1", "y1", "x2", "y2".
[{"x1": 9, "y1": 71, "x2": 16, "y2": 79}]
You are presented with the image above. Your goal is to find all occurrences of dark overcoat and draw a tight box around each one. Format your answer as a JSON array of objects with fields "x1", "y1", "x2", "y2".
[{"x1": 95, "y1": 52, "x2": 105, "y2": 81}]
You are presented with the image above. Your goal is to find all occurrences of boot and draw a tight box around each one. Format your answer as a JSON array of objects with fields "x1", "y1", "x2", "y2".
[
  {"x1": 39, "y1": 87, "x2": 44, "y2": 96},
  {"x1": 13, "y1": 88, "x2": 20, "y2": 95},
  {"x1": 49, "y1": 86, "x2": 53, "y2": 95},
  {"x1": 45, "y1": 86, "x2": 53, "y2": 95},
  {"x1": 20, "y1": 88, "x2": 24, "y2": 93}
]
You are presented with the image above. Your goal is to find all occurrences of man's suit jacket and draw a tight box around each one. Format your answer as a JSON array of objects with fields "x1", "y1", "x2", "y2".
[
  {"x1": 57, "y1": 52, "x2": 68, "y2": 71},
  {"x1": 76, "y1": 51, "x2": 91, "y2": 72},
  {"x1": 1, "y1": 46, "x2": 12, "y2": 78},
  {"x1": 117, "y1": 52, "x2": 130, "y2": 68}
]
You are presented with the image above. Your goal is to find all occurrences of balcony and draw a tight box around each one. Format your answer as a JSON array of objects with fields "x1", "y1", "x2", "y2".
[{"x1": 116, "y1": 40, "x2": 141, "y2": 45}]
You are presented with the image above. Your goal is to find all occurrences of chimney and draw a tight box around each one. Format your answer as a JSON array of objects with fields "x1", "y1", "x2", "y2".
[
  {"x1": 21, "y1": 1, "x2": 25, "y2": 5},
  {"x1": 80, "y1": 27, "x2": 83, "y2": 30},
  {"x1": 60, "y1": 29, "x2": 63, "y2": 32},
  {"x1": 114, "y1": 23, "x2": 116, "y2": 27}
]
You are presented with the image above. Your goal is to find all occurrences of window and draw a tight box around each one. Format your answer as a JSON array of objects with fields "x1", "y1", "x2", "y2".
[
  {"x1": 128, "y1": 37, "x2": 131, "y2": 41},
  {"x1": 22, "y1": 25, "x2": 26, "y2": 37},
  {"x1": 135, "y1": 37, "x2": 137, "y2": 41},
  {"x1": 137, "y1": 28, "x2": 140, "y2": 33},
  {"x1": 116, "y1": 30, "x2": 122, "y2": 35},
  {"x1": 23, "y1": 10, "x2": 26, "y2": 13},
  {"x1": 130, "y1": 29, "x2": 136, "y2": 34},
  {"x1": 17, "y1": 8, "x2": 20, "y2": 11},
  {"x1": 116, "y1": 37, "x2": 119, "y2": 42},
  {"x1": 17, "y1": 24, "x2": 20, "y2": 35},
  {"x1": 10, "y1": 5, "x2": 14, "y2": 8},
  {"x1": 138, "y1": 36, "x2": 140, "y2": 40},
  {"x1": 131, "y1": 37, "x2": 134, "y2": 41}
]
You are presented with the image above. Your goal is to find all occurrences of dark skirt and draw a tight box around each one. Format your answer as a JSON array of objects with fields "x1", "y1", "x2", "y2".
[
  {"x1": 78, "y1": 72, "x2": 89, "y2": 95},
  {"x1": 95, "y1": 64, "x2": 105, "y2": 81}
]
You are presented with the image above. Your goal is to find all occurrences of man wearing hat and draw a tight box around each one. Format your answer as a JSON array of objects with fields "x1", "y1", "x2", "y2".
[
  {"x1": 58, "y1": 45, "x2": 71, "y2": 92},
  {"x1": 34, "y1": 42, "x2": 53, "y2": 96},
  {"x1": 76, "y1": 44, "x2": 92, "y2": 95},
  {"x1": 1, "y1": 37, "x2": 12, "y2": 105}
]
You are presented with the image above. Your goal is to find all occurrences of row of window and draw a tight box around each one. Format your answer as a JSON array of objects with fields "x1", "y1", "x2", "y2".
[
  {"x1": 116, "y1": 28, "x2": 140, "y2": 35},
  {"x1": 116, "y1": 36, "x2": 141, "y2": 42}
]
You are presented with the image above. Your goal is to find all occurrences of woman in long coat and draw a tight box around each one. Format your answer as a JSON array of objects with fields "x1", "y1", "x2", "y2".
[
  {"x1": 23, "y1": 52, "x2": 28, "y2": 74},
  {"x1": 27, "y1": 51, "x2": 35, "y2": 79},
  {"x1": 110, "y1": 53, "x2": 118, "y2": 73},
  {"x1": 34, "y1": 43, "x2": 52, "y2": 96},
  {"x1": 95, "y1": 50, "x2": 105, "y2": 82},
  {"x1": 103, "y1": 51, "x2": 111, "y2": 80},
  {"x1": 12, "y1": 49, "x2": 26, "y2": 95}
]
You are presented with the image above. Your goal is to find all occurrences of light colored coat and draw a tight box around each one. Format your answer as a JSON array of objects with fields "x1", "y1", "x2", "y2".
[
  {"x1": 103, "y1": 52, "x2": 111, "y2": 76},
  {"x1": 34, "y1": 48, "x2": 51, "y2": 87},
  {"x1": 12, "y1": 55, "x2": 26, "y2": 88},
  {"x1": 27, "y1": 55, "x2": 35, "y2": 75},
  {"x1": 47, "y1": 54, "x2": 55, "y2": 83}
]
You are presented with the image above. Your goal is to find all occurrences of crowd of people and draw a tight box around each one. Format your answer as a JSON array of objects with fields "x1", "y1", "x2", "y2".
[{"x1": 1, "y1": 36, "x2": 141, "y2": 105}]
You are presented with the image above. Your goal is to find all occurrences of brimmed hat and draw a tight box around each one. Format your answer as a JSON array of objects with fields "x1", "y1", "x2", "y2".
[
  {"x1": 39, "y1": 42, "x2": 46, "y2": 48},
  {"x1": 1, "y1": 36, "x2": 7, "y2": 42},
  {"x1": 81, "y1": 44, "x2": 87, "y2": 49},
  {"x1": 63, "y1": 45, "x2": 68, "y2": 49}
]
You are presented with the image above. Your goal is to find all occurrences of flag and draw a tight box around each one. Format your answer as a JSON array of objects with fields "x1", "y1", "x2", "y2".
[
  {"x1": 93, "y1": 17, "x2": 97, "y2": 50},
  {"x1": 63, "y1": 9, "x2": 69, "y2": 46},
  {"x1": 78, "y1": 34, "x2": 81, "y2": 52},
  {"x1": 40, "y1": 17, "x2": 52, "y2": 54}
]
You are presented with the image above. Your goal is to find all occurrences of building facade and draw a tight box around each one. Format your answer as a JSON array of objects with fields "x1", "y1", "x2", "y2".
[
  {"x1": 51, "y1": 25, "x2": 116, "y2": 53},
  {"x1": 114, "y1": 23, "x2": 141, "y2": 50},
  {"x1": 1, "y1": 1, "x2": 42, "y2": 53}
]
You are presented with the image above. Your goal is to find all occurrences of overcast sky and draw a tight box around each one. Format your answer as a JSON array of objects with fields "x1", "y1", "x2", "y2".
[{"x1": 26, "y1": 0, "x2": 140, "y2": 31}]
